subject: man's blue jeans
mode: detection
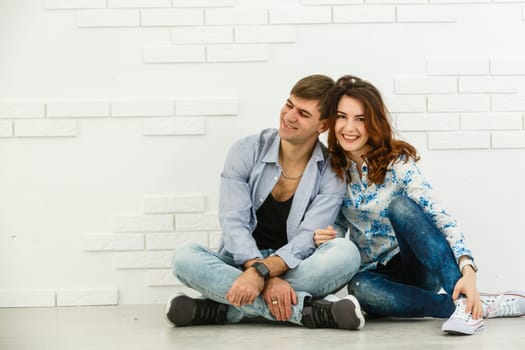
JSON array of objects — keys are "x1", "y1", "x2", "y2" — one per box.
[
  {"x1": 347, "y1": 196, "x2": 462, "y2": 318},
  {"x1": 173, "y1": 238, "x2": 360, "y2": 325}
]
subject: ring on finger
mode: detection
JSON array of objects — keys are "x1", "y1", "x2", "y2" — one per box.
[{"x1": 272, "y1": 300, "x2": 278, "y2": 305}]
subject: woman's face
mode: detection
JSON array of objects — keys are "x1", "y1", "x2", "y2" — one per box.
[{"x1": 334, "y1": 95, "x2": 371, "y2": 164}]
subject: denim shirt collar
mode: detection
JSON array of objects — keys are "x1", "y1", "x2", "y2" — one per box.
[{"x1": 260, "y1": 133, "x2": 327, "y2": 167}]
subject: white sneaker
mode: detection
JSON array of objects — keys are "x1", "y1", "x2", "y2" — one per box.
[
  {"x1": 480, "y1": 291, "x2": 525, "y2": 318},
  {"x1": 442, "y1": 298, "x2": 485, "y2": 335}
]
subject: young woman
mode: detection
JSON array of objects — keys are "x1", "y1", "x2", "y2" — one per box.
[{"x1": 314, "y1": 75, "x2": 525, "y2": 335}]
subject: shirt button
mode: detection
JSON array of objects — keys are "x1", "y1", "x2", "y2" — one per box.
[
  {"x1": 274, "y1": 177, "x2": 277, "y2": 180},
  {"x1": 260, "y1": 198, "x2": 264, "y2": 202}
]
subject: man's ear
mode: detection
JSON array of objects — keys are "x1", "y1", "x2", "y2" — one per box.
[{"x1": 318, "y1": 120, "x2": 329, "y2": 134}]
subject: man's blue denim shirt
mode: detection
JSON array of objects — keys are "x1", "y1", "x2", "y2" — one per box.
[{"x1": 217, "y1": 128, "x2": 346, "y2": 269}]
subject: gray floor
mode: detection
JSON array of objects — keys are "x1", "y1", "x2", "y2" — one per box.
[{"x1": 1, "y1": 305, "x2": 524, "y2": 350}]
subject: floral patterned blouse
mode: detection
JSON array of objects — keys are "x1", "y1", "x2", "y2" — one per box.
[{"x1": 334, "y1": 156, "x2": 473, "y2": 271}]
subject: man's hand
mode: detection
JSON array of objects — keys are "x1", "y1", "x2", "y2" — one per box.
[
  {"x1": 313, "y1": 225, "x2": 337, "y2": 247},
  {"x1": 226, "y1": 268, "x2": 265, "y2": 307},
  {"x1": 262, "y1": 277, "x2": 297, "y2": 321},
  {"x1": 452, "y1": 265, "x2": 482, "y2": 319}
]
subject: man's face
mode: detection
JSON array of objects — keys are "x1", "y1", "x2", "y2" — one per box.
[{"x1": 278, "y1": 95, "x2": 327, "y2": 145}]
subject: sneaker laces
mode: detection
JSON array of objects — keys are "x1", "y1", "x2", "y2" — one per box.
[
  {"x1": 311, "y1": 302, "x2": 338, "y2": 328},
  {"x1": 482, "y1": 294, "x2": 520, "y2": 317},
  {"x1": 194, "y1": 300, "x2": 225, "y2": 324},
  {"x1": 450, "y1": 299, "x2": 472, "y2": 322}
]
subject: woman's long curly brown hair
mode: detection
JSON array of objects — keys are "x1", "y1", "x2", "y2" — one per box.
[{"x1": 324, "y1": 75, "x2": 420, "y2": 184}]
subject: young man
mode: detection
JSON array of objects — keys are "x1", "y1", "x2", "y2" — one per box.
[{"x1": 166, "y1": 75, "x2": 364, "y2": 330}]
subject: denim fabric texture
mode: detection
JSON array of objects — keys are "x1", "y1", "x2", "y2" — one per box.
[
  {"x1": 347, "y1": 196, "x2": 461, "y2": 318},
  {"x1": 173, "y1": 238, "x2": 360, "y2": 325}
]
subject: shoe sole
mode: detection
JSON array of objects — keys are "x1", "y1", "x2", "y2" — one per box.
[
  {"x1": 333, "y1": 295, "x2": 365, "y2": 330},
  {"x1": 165, "y1": 292, "x2": 194, "y2": 327},
  {"x1": 442, "y1": 320, "x2": 485, "y2": 335}
]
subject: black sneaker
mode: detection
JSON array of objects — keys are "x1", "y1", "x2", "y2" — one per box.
[
  {"x1": 302, "y1": 294, "x2": 365, "y2": 330},
  {"x1": 165, "y1": 293, "x2": 228, "y2": 327}
]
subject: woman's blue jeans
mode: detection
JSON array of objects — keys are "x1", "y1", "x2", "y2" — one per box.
[
  {"x1": 173, "y1": 237, "x2": 360, "y2": 325},
  {"x1": 347, "y1": 196, "x2": 461, "y2": 318}
]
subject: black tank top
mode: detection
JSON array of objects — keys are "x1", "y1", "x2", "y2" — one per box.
[{"x1": 252, "y1": 193, "x2": 293, "y2": 250}]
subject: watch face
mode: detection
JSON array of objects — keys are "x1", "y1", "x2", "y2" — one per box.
[{"x1": 254, "y1": 262, "x2": 269, "y2": 279}]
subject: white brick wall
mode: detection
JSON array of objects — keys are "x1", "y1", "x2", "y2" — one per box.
[
  {"x1": 0, "y1": 290, "x2": 56, "y2": 308},
  {"x1": 56, "y1": 289, "x2": 118, "y2": 306},
  {"x1": 4, "y1": 2, "x2": 525, "y2": 307},
  {"x1": 428, "y1": 131, "x2": 491, "y2": 149},
  {"x1": 111, "y1": 100, "x2": 175, "y2": 117},
  {"x1": 0, "y1": 102, "x2": 45, "y2": 118},
  {"x1": 205, "y1": 9, "x2": 268, "y2": 25},
  {"x1": 0, "y1": 120, "x2": 12, "y2": 137},
  {"x1": 142, "y1": 117, "x2": 206, "y2": 135},
  {"x1": 426, "y1": 58, "x2": 489, "y2": 75},
  {"x1": 144, "y1": 195, "x2": 205, "y2": 214},
  {"x1": 14, "y1": 119, "x2": 77, "y2": 137},
  {"x1": 141, "y1": 9, "x2": 203, "y2": 26},
  {"x1": 47, "y1": 101, "x2": 110, "y2": 118},
  {"x1": 142, "y1": 45, "x2": 206, "y2": 63},
  {"x1": 333, "y1": 6, "x2": 396, "y2": 23},
  {"x1": 112, "y1": 215, "x2": 174, "y2": 233},
  {"x1": 269, "y1": 7, "x2": 332, "y2": 24},
  {"x1": 206, "y1": 44, "x2": 269, "y2": 62},
  {"x1": 77, "y1": 10, "x2": 140, "y2": 27}
]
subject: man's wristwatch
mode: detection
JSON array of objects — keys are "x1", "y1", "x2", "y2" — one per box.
[{"x1": 251, "y1": 262, "x2": 270, "y2": 281}]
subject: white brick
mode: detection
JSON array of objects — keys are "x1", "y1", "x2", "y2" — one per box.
[
  {"x1": 176, "y1": 98, "x2": 238, "y2": 115},
  {"x1": 269, "y1": 7, "x2": 332, "y2": 24},
  {"x1": 108, "y1": 0, "x2": 171, "y2": 8},
  {"x1": 82, "y1": 234, "x2": 144, "y2": 251},
  {"x1": 235, "y1": 25, "x2": 296, "y2": 43},
  {"x1": 459, "y1": 76, "x2": 525, "y2": 93},
  {"x1": 491, "y1": 58, "x2": 525, "y2": 75},
  {"x1": 141, "y1": 9, "x2": 204, "y2": 26},
  {"x1": 492, "y1": 95, "x2": 525, "y2": 112},
  {"x1": 77, "y1": 10, "x2": 140, "y2": 27},
  {"x1": 175, "y1": 213, "x2": 221, "y2": 231},
  {"x1": 142, "y1": 117, "x2": 206, "y2": 135},
  {"x1": 333, "y1": 6, "x2": 395, "y2": 23},
  {"x1": 111, "y1": 100, "x2": 174, "y2": 117},
  {"x1": 172, "y1": 0, "x2": 235, "y2": 6},
  {"x1": 395, "y1": 77, "x2": 457, "y2": 94},
  {"x1": 114, "y1": 251, "x2": 172, "y2": 269},
  {"x1": 428, "y1": 132, "x2": 490, "y2": 149},
  {"x1": 0, "y1": 120, "x2": 12, "y2": 137},
  {"x1": 14, "y1": 119, "x2": 77, "y2": 137},
  {"x1": 397, "y1": 5, "x2": 458, "y2": 23},
  {"x1": 492, "y1": 131, "x2": 525, "y2": 148},
  {"x1": 56, "y1": 289, "x2": 118, "y2": 306},
  {"x1": 44, "y1": 0, "x2": 106, "y2": 9},
  {"x1": 0, "y1": 102, "x2": 45, "y2": 118},
  {"x1": 461, "y1": 113, "x2": 522, "y2": 130},
  {"x1": 112, "y1": 215, "x2": 174, "y2": 233},
  {"x1": 302, "y1": 0, "x2": 362, "y2": 4},
  {"x1": 146, "y1": 232, "x2": 208, "y2": 250},
  {"x1": 208, "y1": 231, "x2": 222, "y2": 250},
  {"x1": 384, "y1": 95, "x2": 426, "y2": 113},
  {"x1": 47, "y1": 101, "x2": 109, "y2": 118},
  {"x1": 142, "y1": 45, "x2": 205, "y2": 63},
  {"x1": 144, "y1": 195, "x2": 205, "y2": 214},
  {"x1": 426, "y1": 58, "x2": 489, "y2": 76},
  {"x1": 146, "y1": 269, "x2": 183, "y2": 286},
  {"x1": 396, "y1": 113, "x2": 459, "y2": 131},
  {"x1": 171, "y1": 27, "x2": 233, "y2": 44},
  {"x1": 0, "y1": 290, "x2": 55, "y2": 308},
  {"x1": 428, "y1": 95, "x2": 490, "y2": 112},
  {"x1": 205, "y1": 9, "x2": 268, "y2": 25},
  {"x1": 207, "y1": 44, "x2": 269, "y2": 62}
]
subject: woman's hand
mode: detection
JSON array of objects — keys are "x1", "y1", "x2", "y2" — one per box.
[
  {"x1": 313, "y1": 225, "x2": 337, "y2": 247},
  {"x1": 452, "y1": 265, "x2": 483, "y2": 319}
]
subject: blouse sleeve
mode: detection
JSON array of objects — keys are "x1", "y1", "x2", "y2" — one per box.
[{"x1": 392, "y1": 158, "x2": 474, "y2": 263}]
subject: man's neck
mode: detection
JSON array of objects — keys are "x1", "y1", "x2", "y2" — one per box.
[{"x1": 279, "y1": 138, "x2": 317, "y2": 165}]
